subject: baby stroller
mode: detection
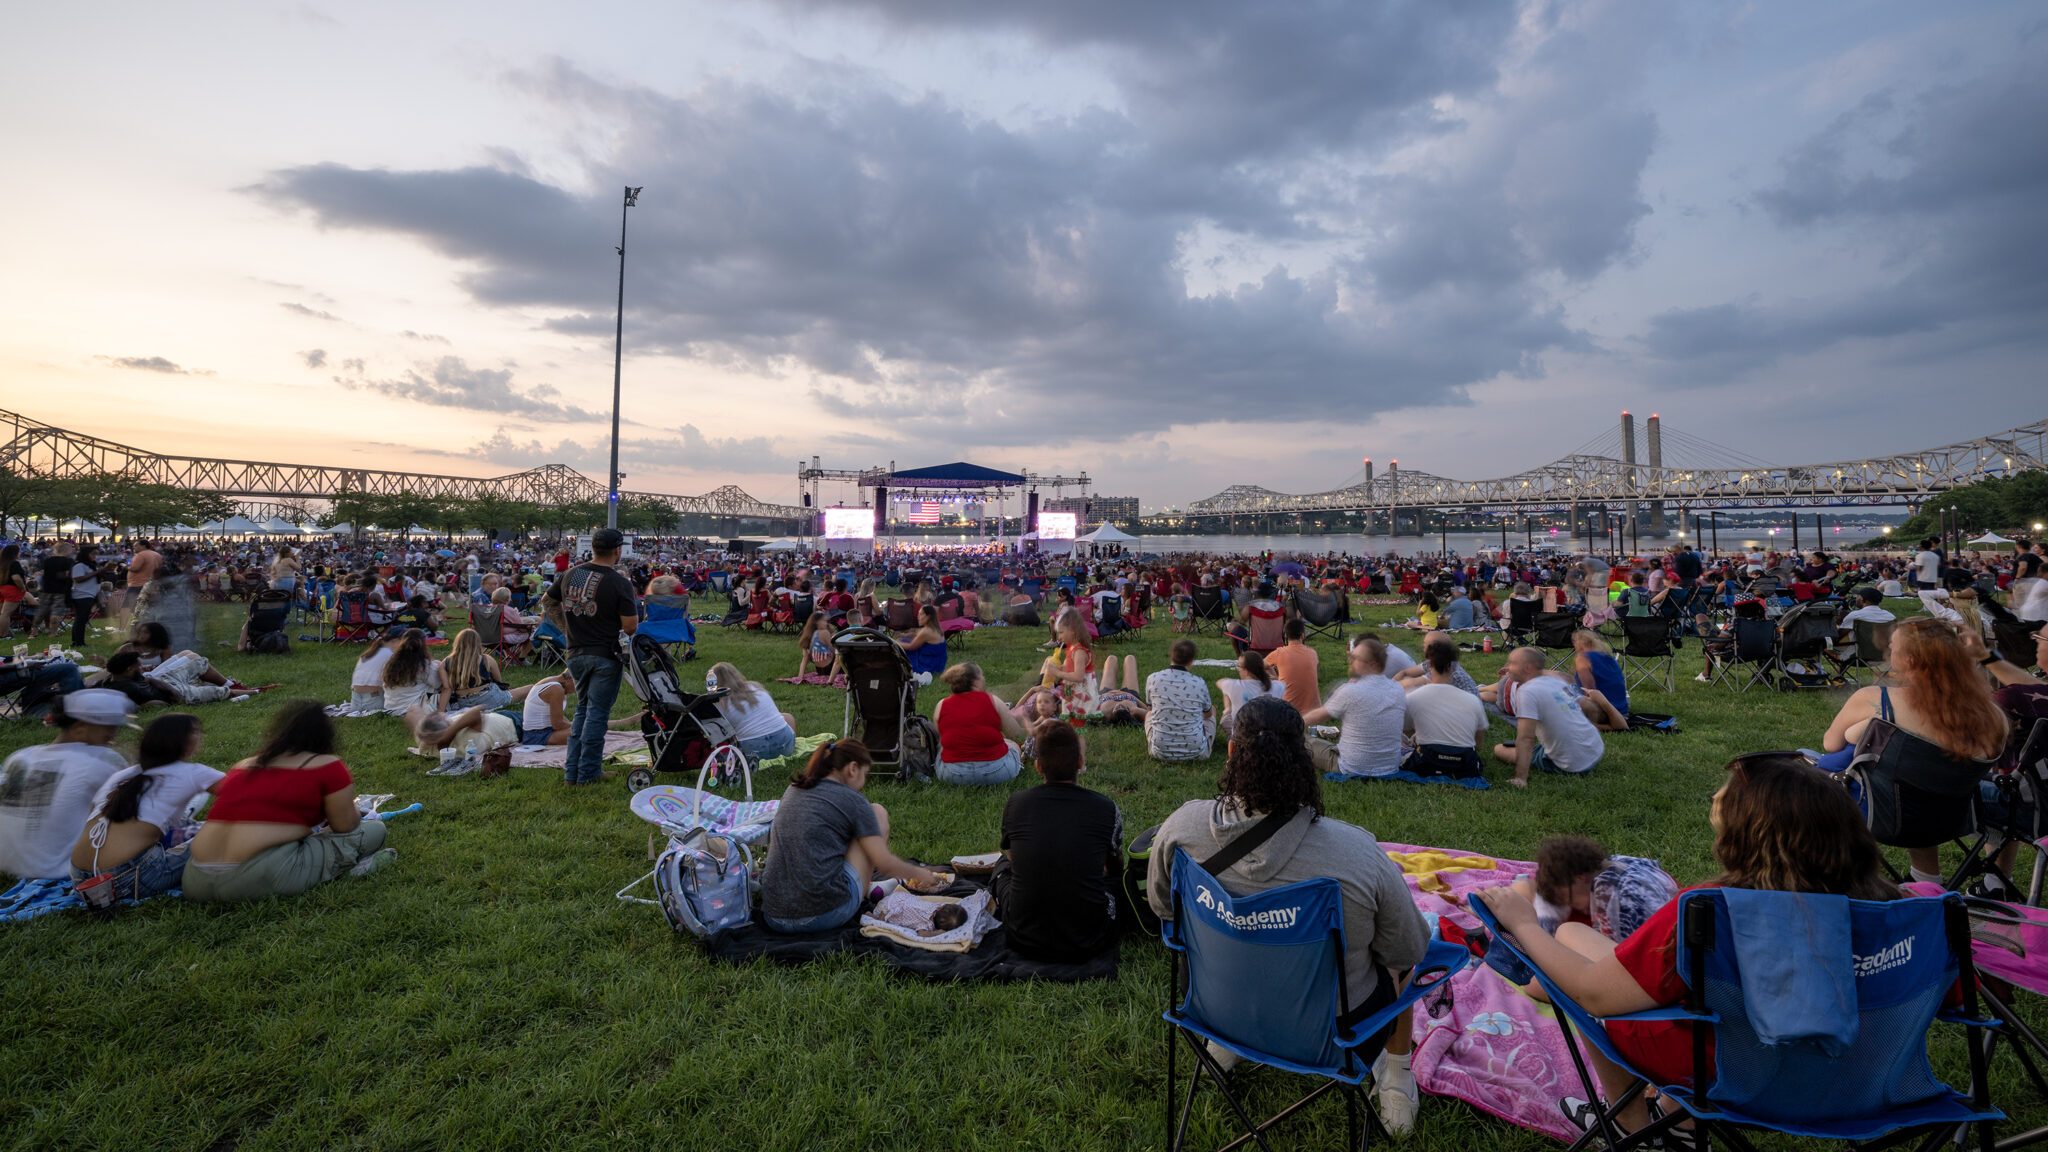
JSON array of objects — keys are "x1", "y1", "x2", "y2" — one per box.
[
  {"x1": 243, "y1": 589, "x2": 293, "y2": 654},
  {"x1": 617, "y1": 631, "x2": 739, "y2": 793},
  {"x1": 832, "y1": 626, "x2": 938, "y2": 780}
]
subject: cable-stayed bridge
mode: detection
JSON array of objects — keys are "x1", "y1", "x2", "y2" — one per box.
[
  {"x1": 1183, "y1": 414, "x2": 2047, "y2": 526},
  {"x1": 0, "y1": 408, "x2": 808, "y2": 526}
]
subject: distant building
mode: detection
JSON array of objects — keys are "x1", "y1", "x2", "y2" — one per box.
[{"x1": 1047, "y1": 494, "x2": 1140, "y2": 528}]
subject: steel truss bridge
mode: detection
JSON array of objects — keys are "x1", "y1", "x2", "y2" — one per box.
[
  {"x1": 1183, "y1": 417, "x2": 2048, "y2": 519},
  {"x1": 0, "y1": 408, "x2": 807, "y2": 525}
]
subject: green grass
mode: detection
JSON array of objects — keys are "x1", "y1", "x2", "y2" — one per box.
[{"x1": 0, "y1": 596, "x2": 2036, "y2": 1150}]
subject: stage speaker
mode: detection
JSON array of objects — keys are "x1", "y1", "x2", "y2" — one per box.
[
  {"x1": 1026, "y1": 491, "x2": 1039, "y2": 534},
  {"x1": 875, "y1": 486, "x2": 888, "y2": 532}
]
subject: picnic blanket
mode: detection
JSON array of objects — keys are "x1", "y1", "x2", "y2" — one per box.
[
  {"x1": 508, "y1": 732, "x2": 642, "y2": 769},
  {"x1": 776, "y1": 671, "x2": 848, "y2": 688},
  {"x1": 0, "y1": 876, "x2": 180, "y2": 923},
  {"x1": 325, "y1": 703, "x2": 387, "y2": 719},
  {"x1": 859, "y1": 889, "x2": 997, "y2": 954},
  {"x1": 1326, "y1": 770, "x2": 1491, "y2": 791},
  {"x1": 1380, "y1": 842, "x2": 1588, "y2": 1144}
]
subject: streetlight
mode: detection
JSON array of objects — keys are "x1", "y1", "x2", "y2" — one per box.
[{"x1": 606, "y1": 184, "x2": 643, "y2": 530}]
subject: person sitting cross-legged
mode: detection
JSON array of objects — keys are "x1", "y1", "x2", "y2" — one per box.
[
  {"x1": 1144, "y1": 638, "x2": 1214, "y2": 762},
  {"x1": 989, "y1": 721, "x2": 1124, "y2": 962},
  {"x1": 1304, "y1": 635, "x2": 1407, "y2": 780}
]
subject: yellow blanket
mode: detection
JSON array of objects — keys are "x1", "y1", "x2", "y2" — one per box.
[{"x1": 1385, "y1": 849, "x2": 1498, "y2": 895}]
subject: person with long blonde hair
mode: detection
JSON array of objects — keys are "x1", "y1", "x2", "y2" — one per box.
[
  {"x1": 441, "y1": 629, "x2": 513, "y2": 711},
  {"x1": 1816, "y1": 616, "x2": 2008, "y2": 882},
  {"x1": 707, "y1": 661, "x2": 798, "y2": 762}
]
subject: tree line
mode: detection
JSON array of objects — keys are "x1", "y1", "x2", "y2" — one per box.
[
  {"x1": 1887, "y1": 470, "x2": 2048, "y2": 543},
  {"x1": 0, "y1": 467, "x2": 683, "y2": 539}
]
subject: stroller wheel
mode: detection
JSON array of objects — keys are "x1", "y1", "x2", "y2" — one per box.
[{"x1": 626, "y1": 767, "x2": 655, "y2": 792}]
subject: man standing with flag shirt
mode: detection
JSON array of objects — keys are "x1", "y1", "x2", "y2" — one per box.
[{"x1": 543, "y1": 527, "x2": 638, "y2": 786}]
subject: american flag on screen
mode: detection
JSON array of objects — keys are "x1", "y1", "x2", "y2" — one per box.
[{"x1": 907, "y1": 500, "x2": 942, "y2": 525}]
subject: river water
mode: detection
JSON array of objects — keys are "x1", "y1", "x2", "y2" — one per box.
[{"x1": 872, "y1": 525, "x2": 1890, "y2": 556}]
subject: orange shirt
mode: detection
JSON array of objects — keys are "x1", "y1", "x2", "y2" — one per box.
[
  {"x1": 126, "y1": 549, "x2": 161, "y2": 588},
  {"x1": 1264, "y1": 642, "x2": 1321, "y2": 713}
]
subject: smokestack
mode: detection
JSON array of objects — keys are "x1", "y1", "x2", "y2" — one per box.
[
  {"x1": 1620, "y1": 411, "x2": 1638, "y2": 535},
  {"x1": 1646, "y1": 414, "x2": 1666, "y2": 536}
]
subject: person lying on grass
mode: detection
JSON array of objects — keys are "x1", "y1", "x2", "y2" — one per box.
[
  {"x1": 759, "y1": 738, "x2": 946, "y2": 935},
  {"x1": 1475, "y1": 754, "x2": 1896, "y2": 1144},
  {"x1": 69, "y1": 713, "x2": 221, "y2": 900},
  {"x1": 182, "y1": 700, "x2": 394, "y2": 902},
  {"x1": 111, "y1": 621, "x2": 278, "y2": 703}
]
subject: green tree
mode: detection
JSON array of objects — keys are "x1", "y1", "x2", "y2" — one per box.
[
  {"x1": 0, "y1": 465, "x2": 52, "y2": 536},
  {"x1": 615, "y1": 495, "x2": 676, "y2": 535}
]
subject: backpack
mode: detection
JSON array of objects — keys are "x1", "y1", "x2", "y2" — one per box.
[
  {"x1": 1120, "y1": 825, "x2": 1162, "y2": 937},
  {"x1": 249, "y1": 630, "x2": 289, "y2": 655},
  {"x1": 652, "y1": 830, "x2": 754, "y2": 939},
  {"x1": 898, "y1": 715, "x2": 940, "y2": 782}
]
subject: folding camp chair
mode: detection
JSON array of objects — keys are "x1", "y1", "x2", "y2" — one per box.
[
  {"x1": 1949, "y1": 720, "x2": 2048, "y2": 906},
  {"x1": 1240, "y1": 602, "x2": 1286, "y2": 655},
  {"x1": 1840, "y1": 715, "x2": 1991, "y2": 888},
  {"x1": 641, "y1": 595, "x2": 698, "y2": 662},
  {"x1": 1505, "y1": 597, "x2": 1540, "y2": 647},
  {"x1": 1162, "y1": 848, "x2": 1466, "y2": 1152},
  {"x1": 530, "y1": 620, "x2": 567, "y2": 671},
  {"x1": 1711, "y1": 617, "x2": 1781, "y2": 692},
  {"x1": 1839, "y1": 618, "x2": 1895, "y2": 686},
  {"x1": 1188, "y1": 587, "x2": 1230, "y2": 634},
  {"x1": 1618, "y1": 614, "x2": 1676, "y2": 694},
  {"x1": 1472, "y1": 890, "x2": 2000, "y2": 1152},
  {"x1": 1533, "y1": 609, "x2": 1579, "y2": 653},
  {"x1": 1293, "y1": 588, "x2": 1345, "y2": 644}
]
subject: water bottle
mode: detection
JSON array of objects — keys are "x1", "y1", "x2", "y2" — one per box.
[
  {"x1": 463, "y1": 738, "x2": 479, "y2": 771},
  {"x1": 438, "y1": 747, "x2": 457, "y2": 771}
]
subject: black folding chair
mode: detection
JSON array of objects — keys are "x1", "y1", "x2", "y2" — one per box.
[
  {"x1": 1505, "y1": 597, "x2": 1539, "y2": 646},
  {"x1": 1188, "y1": 587, "x2": 1230, "y2": 634},
  {"x1": 1618, "y1": 614, "x2": 1675, "y2": 694},
  {"x1": 1711, "y1": 617, "x2": 1781, "y2": 692},
  {"x1": 1292, "y1": 588, "x2": 1345, "y2": 644}
]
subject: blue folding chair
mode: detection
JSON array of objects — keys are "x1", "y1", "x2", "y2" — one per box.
[
  {"x1": 1472, "y1": 889, "x2": 2000, "y2": 1152},
  {"x1": 1162, "y1": 849, "x2": 1466, "y2": 1152},
  {"x1": 641, "y1": 595, "x2": 697, "y2": 662}
]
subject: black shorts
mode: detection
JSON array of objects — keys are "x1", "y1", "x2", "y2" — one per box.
[{"x1": 1338, "y1": 964, "x2": 1402, "y2": 1051}]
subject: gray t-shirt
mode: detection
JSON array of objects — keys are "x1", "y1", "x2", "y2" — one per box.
[
  {"x1": 1323, "y1": 675, "x2": 1407, "y2": 778},
  {"x1": 762, "y1": 779, "x2": 881, "y2": 920}
]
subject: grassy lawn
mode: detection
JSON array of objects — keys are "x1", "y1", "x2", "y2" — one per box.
[{"x1": 1, "y1": 595, "x2": 2036, "y2": 1151}]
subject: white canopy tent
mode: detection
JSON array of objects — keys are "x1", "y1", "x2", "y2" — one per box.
[
  {"x1": 761, "y1": 538, "x2": 802, "y2": 552},
  {"x1": 325, "y1": 522, "x2": 354, "y2": 535},
  {"x1": 1967, "y1": 532, "x2": 2016, "y2": 547},
  {"x1": 1076, "y1": 524, "x2": 1138, "y2": 544},
  {"x1": 60, "y1": 519, "x2": 112, "y2": 536},
  {"x1": 220, "y1": 515, "x2": 265, "y2": 535},
  {"x1": 262, "y1": 517, "x2": 301, "y2": 535}
]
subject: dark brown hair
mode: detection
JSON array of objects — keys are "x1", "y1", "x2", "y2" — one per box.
[
  {"x1": 1239, "y1": 650, "x2": 1273, "y2": 691},
  {"x1": 96, "y1": 713, "x2": 202, "y2": 824},
  {"x1": 792, "y1": 738, "x2": 872, "y2": 789},
  {"x1": 1033, "y1": 720, "x2": 1083, "y2": 783},
  {"x1": 250, "y1": 700, "x2": 337, "y2": 766},
  {"x1": 1534, "y1": 835, "x2": 1607, "y2": 904},
  {"x1": 1216, "y1": 695, "x2": 1322, "y2": 820},
  {"x1": 1713, "y1": 753, "x2": 1897, "y2": 900}
]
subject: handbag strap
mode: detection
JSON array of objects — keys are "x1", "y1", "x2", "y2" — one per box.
[{"x1": 1201, "y1": 806, "x2": 1299, "y2": 875}]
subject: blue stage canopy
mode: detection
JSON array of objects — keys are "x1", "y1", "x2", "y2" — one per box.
[{"x1": 887, "y1": 462, "x2": 1027, "y2": 488}]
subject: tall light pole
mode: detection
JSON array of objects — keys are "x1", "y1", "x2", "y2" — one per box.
[{"x1": 606, "y1": 184, "x2": 642, "y2": 530}]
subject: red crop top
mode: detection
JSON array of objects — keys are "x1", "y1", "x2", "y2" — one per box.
[{"x1": 209, "y1": 759, "x2": 353, "y2": 825}]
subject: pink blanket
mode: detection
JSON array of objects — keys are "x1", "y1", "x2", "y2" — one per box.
[{"x1": 1381, "y1": 843, "x2": 1590, "y2": 1143}]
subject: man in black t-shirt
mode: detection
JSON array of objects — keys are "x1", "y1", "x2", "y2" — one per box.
[
  {"x1": 991, "y1": 722, "x2": 1124, "y2": 962},
  {"x1": 542, "y1": 527, "x2": 639, "y2": 785},
  {"x1": 33, "y1": 542, "x2": 74, "y2": 636}
]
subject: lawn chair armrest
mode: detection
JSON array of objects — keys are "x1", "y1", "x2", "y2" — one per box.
[{"x1": 1334, "y1": 938, "x2": 1470, "y2": 1050}]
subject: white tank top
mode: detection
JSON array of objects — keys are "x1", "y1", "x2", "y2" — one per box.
[{"x1": 523, "y1": 682, "x2": 563, "y2": 729}]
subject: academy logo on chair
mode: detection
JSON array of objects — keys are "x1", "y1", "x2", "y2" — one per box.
[
  {"x1": 1854, "y1": 935, "x2": 1915, "y2": 978},
  {"x1": 1195, "y1": 885, "x2": 1302, "y2": 932}
]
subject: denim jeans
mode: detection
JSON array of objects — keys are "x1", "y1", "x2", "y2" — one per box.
[
  {"x1": 737, "y1": 726, "x2": 798, "y2": 764},
  {"x1": 565, "y1": 654, "x2": 623, "y2": 784},
  {"x1": 936, "y1": 747, "x2": 1022, "y2": 786},
  {"x1": 71, "y1": 841, "x2": 191, "y2": 900}
]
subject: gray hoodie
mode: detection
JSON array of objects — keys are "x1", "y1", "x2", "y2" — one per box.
[{"x1": 1147, "y1": 798, "x2": 1428, "y2": 1007}]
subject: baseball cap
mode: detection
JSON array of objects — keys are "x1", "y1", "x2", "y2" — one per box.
[
  {"x1": 63, "y1": 688, "x2": 138, "y2": 729},
  {"x1": 592, "y1": 527, "x2": 626, "y2": 551}
]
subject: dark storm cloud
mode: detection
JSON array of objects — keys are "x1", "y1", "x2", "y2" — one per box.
[
  {"x1": 1645, "y1": 47, "x2": 2048, "y2": 381},
  {"x1": 252, "y1": 4, "x2": 1664, "y2": 441},
  {"x1": 98, "y1": 355, "x2": 212, "y2": 375}
]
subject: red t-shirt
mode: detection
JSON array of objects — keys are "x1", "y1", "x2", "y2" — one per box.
[
  {"x1": 938, "y1": 691, "x2": 1009, "y2": 763},
  {"x1": 1610, "y1": 886, "x2": 1714, "y2": 1088},
  {"x1": 209, "y1": 759, "x2": 354, "y2": 826},
  {"x1": 553, "y1": 552, "x2": 571, "y2": 574}
]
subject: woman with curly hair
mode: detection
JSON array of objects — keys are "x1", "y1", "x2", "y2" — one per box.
[{"x1": 1144, "y1": 694, "x2": 1430, "y2": 1134}]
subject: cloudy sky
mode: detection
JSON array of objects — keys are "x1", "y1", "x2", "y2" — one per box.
[{"x1": 3, "y1": 1, "x2": 2043, "y2": 510}]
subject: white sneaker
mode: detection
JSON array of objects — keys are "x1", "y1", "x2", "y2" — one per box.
[
  {"x1": 1373, "y1": 1054, "x2": 1419, "y2": 1139},
  {"x1": 348, "y1": 848, "x2": 398, "y2": 877},
  {"x1": 1692, "y1": 672, "x2": 1711, "y2": 683}
]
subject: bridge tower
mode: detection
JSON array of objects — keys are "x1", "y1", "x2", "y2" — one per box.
[
  {"x1": 1387, "y1": 459, "x2": 1401, "y2": 535},
  {"x1": 1620, "y1": 410, "x2": 1639, "y2": 535},
  {"x1": 1646, "y1": 414, "x2": 1668, "y2": 537}
]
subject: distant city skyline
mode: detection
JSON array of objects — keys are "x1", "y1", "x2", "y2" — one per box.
[{"x1": 3, "y1": 2, "x2": 2043, "y2": 508}]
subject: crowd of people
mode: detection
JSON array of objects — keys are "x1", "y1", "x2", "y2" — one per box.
[{"x1": 3, "y1": 523, "x2": 2046, "y2": 1142}]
